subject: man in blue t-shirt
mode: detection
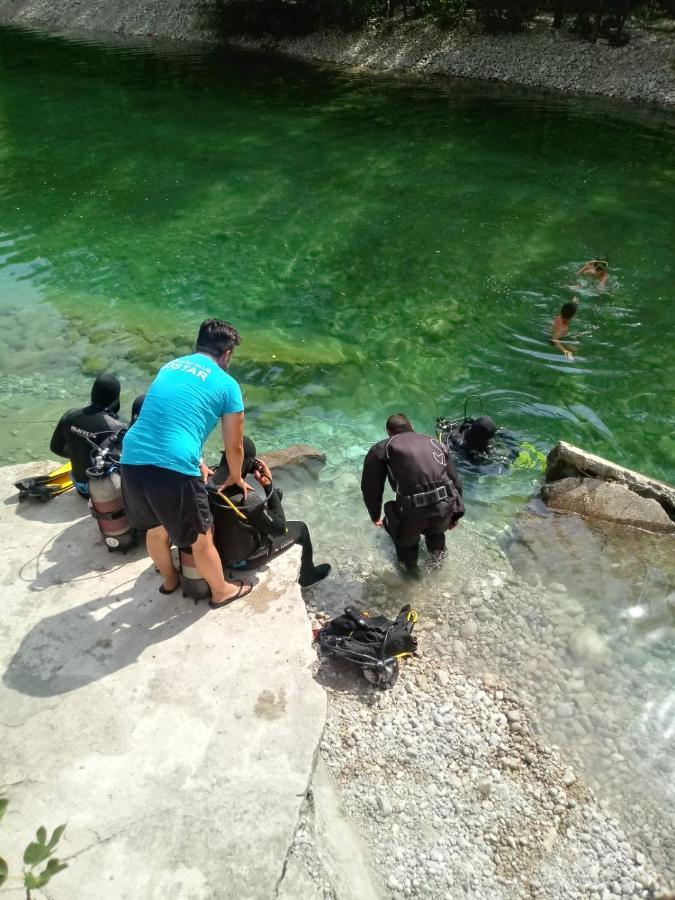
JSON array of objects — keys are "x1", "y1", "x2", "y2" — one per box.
[{"x1": 121, "y1": 318, "x2": 252, "y2": 608}]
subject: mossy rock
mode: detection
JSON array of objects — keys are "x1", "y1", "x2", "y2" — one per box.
[{"x1": 81, "y1": 355, "x2": 106, "y2": 376}]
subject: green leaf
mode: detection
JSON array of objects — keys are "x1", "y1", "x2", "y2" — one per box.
[
  {"x1": 48, "y1": 824, "x2": 66, "y2": 850},
  {"x1": 24, "y1": 870, "x2": 41, "y2": 890},
  {"x1": 0, "y1": 856, "x2": 8, "y2": 887},
  {"x1": 36, "y1": 859, "x2": 68, "y2": 887},
  {"x1": 36, "y1": 826, "x2": 47, "y2": 845},
  {"x1": 0, "y1": 797, "x2": 8, "y2": 823},
  {"x1": 23, "y1": 841, "x2": 51, "y2": 867}
]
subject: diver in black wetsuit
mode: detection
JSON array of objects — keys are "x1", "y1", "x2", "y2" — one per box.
[
  {"x1": 361, "y1": 414, "x2": 464, "y2": 569},
  {"x1": 49, "y1": 374, "x2": 126, "y2": 497},
  {"x1": 209, "y1": 437, "x2": 331, "y2": 588},
  {"x1": 437, "y1": 414, "x2": 520, "y2": 476}
]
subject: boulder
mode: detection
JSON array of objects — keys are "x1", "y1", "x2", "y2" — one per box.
[
  {"x1": 546, "y1": 442, "x2": 675, "y2": 521},
  {"x1": 261, "y1": 444, "x2": 326, "y2": 470},
  {"x1": 542, "y1": 477, "x2": 675, "y2": 535}
]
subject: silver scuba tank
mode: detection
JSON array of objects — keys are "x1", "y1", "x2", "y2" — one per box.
[
  {"x1": 86, "y1": 441, "x2": 137, "y2": 554},
  {"x1": 179, "y1": 545, "x2": 211, "y2": 601}
]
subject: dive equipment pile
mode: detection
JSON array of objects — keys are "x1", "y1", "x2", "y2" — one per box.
[
  {"x1": 15, "y1": 461, "x2": 74, "y2": 502},
  {"x1": 317, "y1": 605, "x2": 418, "y2": 688}
]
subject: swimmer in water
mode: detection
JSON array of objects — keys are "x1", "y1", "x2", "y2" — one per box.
[
  {"x1": 550, "y1": 298, "x2": 579, "y2": 360},
  {"x1": 576, "y1": 258, "x2": 609, "y2": 289}
]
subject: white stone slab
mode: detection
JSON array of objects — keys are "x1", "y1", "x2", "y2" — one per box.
[{"x1": 0, "y1": 462, "x2": 326, "y2": 900}]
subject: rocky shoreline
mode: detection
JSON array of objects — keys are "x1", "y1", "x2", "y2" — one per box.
[
  {"x1": 229, "y1": 17, "x2": 675, "y2": 108},
  {"x1": 301, "y1": 524, "x2": 674, "y2": 898},
  {"x1": 0, "y1": 0, "x2": 674, "y2": 108}
]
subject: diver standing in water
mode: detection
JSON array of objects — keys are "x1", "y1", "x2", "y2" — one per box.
[
  {"x1": 361, "y1": 414, "x2": 464, "y2": 569},
  {"x1": 49, "y1": 373, "x2": 125, "y2": 498},
  {"x1": 121, "y1": 319, "x2": 252, "y2": 608}
]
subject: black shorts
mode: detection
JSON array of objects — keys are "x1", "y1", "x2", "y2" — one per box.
[{"x1": 121, "y1": 464, "x2": 212, "y2": 548}]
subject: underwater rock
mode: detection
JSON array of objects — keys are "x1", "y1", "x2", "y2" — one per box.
[
  {"x1": 261, "y1": 444, "x2": 326, "y2": 471},
  {"x1": 568, "y1": 625, "x2": 610, "y2": 668}
]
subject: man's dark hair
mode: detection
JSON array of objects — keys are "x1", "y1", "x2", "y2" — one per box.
[
  {"x1": 561, "y1": 302, "x2": 578, "y2": 320},
  {"x1": 196, "y1": 319, "x2": 241, "y2": 358},
  {"x1": 386, "y1": 414, "x2": 413, "y2": 435}
]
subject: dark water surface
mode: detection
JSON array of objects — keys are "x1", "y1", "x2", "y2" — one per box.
[{"x1": 1, "y1": 24, "x2": 674, "y2": 880}]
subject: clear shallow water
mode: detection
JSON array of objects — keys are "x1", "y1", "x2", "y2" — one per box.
[{"x1": 1, "y1": 25, "x2": 674, "y2": 879}]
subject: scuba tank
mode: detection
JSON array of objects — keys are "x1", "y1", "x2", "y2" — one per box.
[
  {"x1": 74, "y1": 427, "x2": 138, "y2": 553},
  {"x1": 179, "y1": 543, "x2": 211, "y2": 601}
]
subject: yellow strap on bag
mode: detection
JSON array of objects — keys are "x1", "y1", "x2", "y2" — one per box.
[{"x1": 216, "y1": 490, "x2": 248, "y2": 522}]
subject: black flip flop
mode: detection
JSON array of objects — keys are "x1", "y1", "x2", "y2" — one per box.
[
  {"x1": 209, "y1": 580, "x2": 253, "y2": 609},
  {"x1": 159, "y1": 583, "x2": 180, "y2": 595}
]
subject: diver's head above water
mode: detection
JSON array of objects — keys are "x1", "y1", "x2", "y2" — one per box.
[
  {"x1": 386, "y1": 413, "x2": 414, "y2": 437},
  {"x1": 463, "y1": 416, "x2": 497, "y2": 453},
  {"x1": 90, "y1": 373, "x2": 121, "y2": 414},
  {"x1": 195, "y1": 318, "x2": 242, "y2": 371}
]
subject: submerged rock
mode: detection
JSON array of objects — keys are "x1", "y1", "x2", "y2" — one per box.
[{"x1": 262, "y1": 444, "x2": 326, "y2": 470}]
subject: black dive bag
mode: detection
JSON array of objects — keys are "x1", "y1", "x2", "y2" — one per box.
[{"x1": 318, "y1": 605, "x2": 418, "y2": 687}]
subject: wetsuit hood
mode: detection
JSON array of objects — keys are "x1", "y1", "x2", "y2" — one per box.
[
  {"x1": 464, "y1": 416, "x2": 497, "y2": 452},
  {"x1": 214, "y1": 436, "x2": 258, "y2": 483},
  {"x1": 91, "y1": 374, "x2": 121, "y2": 414},
  {"x1": 130, "y1": 394, "x2": 146, "y2": 425}
]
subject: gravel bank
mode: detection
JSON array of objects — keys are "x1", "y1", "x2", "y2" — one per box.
[
  {"x1": 301, "y1": 521, "x2": 674, "y2": 898},
  {"x1": 1, "y1": 0, "x2": 673, "y2": 108},
  {"x1": 229, "y1": 17, "x2": 675, "y2": 108},
  {"x1": 309, "y1": 648, "x2": 661, "y2": 899}
]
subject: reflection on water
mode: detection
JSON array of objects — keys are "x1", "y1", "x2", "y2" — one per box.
[{"x1": 0, "y1": 23, "x2": 674, "y2": 884}]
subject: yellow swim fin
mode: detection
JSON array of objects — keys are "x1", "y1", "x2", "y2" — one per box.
[{"x1": 15, "y1": 461, "x2": 74, "y2": 502}]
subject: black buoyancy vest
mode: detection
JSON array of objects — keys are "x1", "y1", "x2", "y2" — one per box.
[
  {"x1": 385, "y1": 432, "x2": 451, "y2": 497},
  {"x1": 210, "y1": 491, "x2": 266, "y2": 566}
]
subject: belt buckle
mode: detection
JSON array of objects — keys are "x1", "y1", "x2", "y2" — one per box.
[{"x1": 436, "y1": 485, "x2": 448, "y2": 502}]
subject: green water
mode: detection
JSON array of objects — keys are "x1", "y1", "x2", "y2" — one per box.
[
  {"x1": 1, "y1": 26, "x2": 675, "y2": 877},
  {"x1": 1, "y1": 26, "x2": 674, "y2": 487}
]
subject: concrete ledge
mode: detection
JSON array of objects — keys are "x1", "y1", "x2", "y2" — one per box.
[{"x1": 0, "y1": 462, "x2": 326, "y2": 900}]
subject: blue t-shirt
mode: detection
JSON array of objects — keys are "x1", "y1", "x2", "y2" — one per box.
[{"x1": 121, "y1": 353, "x2": 244, "y2": 476}]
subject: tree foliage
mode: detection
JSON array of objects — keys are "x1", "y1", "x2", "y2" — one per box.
[{"x1": 210, "y1": 0, "x2": 673, "y2": 37}]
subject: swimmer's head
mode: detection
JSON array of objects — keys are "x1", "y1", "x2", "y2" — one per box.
[
  {"x1": 561, "y1": 301, "x2": 578, "y2": 321},
  {"x1": 594, "y1": 258, "x2": 608, "y2": 271}
]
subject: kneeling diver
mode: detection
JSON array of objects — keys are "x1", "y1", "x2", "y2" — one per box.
[
  {"x1": 50, "y1": 374, "x2": 126, "y2": 497},
  {"x1": 210, "y1": 437, "x2": 331, "y2": 588},
  {"x1": 361, "y1": 414, "x2": 464, "y2": 569}
]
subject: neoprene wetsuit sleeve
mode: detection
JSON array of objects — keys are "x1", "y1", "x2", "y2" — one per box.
[
  {"x1": 361, "y1": 443, "x2": 388, "y2": 521},
  {"x1": 49, "y1": 412, "x2": 71, "y2": 459},
  {"x1": 446, "y1": 453, "x2": 463, "y2": 497},
  {"x1": 243, "y1": 486, "x2": 287, "y2": 538}
]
